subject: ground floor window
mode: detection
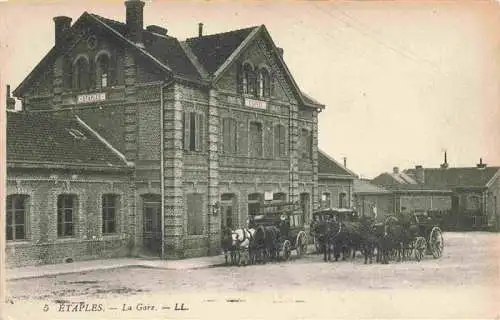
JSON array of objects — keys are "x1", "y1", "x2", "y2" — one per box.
[
  {"x1": 187, "y1": 193, "x2": 204, "y2": 235},
  {"x1": 57, "y1": 194, "x2": 77, "y2": 237},
  {"x1": 6, "y1": 194, "x2": 29, "y2": 241},
  {"x1": 321, "y1": 192, "x2": 331, "y2": 208},
  {"x1": 102, "y1": 194, "x2": 118, "y2": 234}
]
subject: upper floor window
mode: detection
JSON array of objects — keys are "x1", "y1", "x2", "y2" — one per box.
[
  {"x1": 249, "y1": 121, "x2": 263, "y2": 158},
  {"x1": 274, "y1": 124, "x2": 286, "y2": 158},
  {"x1": 57, "y1": 194, "x2": 77, "y2": 237},
  {"x1": 222, "y1": 117, "x2": 238, "y2": 154},
  {"x1": 258, "y1": 68, "x2": 271, "y2": 98},
  {"x1": 300, "y1": 128, "x2": 312, "y2": 159},
  {"x1": 73, "y1": 56, "x2": 90, "y2": 91},
  {"x1": 96, "y1": 53, "x2": 110, "y2": 89},
  {"x1": 102, "y1": 194, "x2": 118, "y2": 234},
  {"x1": 242, "y1": 62, "x2": 255, "y2": 95},
  {"x1": 6, "y1": 195, "x2": 29, "y2": 241},
  {"x1": 339, "y1": 192, "x2": 347, "y2": 209},
  {"x1": 184, "y1": 111, "x2": 204, "y2": 152}
]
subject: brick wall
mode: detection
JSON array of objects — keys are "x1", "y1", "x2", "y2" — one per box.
[{"x1": 5, "y1": 169, "x2": 133, "y2": 268}]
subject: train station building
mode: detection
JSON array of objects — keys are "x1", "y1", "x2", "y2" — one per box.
[{"x1": 4, "y1": 0, "x2": 357, "y2": 267}]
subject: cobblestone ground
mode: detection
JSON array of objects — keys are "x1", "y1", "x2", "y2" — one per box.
[{"x1": 4, "y1": 232, "x2": 500, "y2": 320}]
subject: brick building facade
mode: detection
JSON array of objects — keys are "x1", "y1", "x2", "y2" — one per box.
[{"x1": 6, "y1": 0, "x2": 327, "y2": 266}]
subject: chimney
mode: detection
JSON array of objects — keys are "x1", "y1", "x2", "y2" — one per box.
[
  {"x1": 393, "y1": 166, "x2": 399, "y2": 174},
  {"x1": 343, "y1": 157, "x2": 347, "y2": 168},
  {"x1": 53, "y1": 16, "x2": 72, "y2": 48},
  {"x1": 415, "y1": 165, "x2": 425, "y2": 184},
  {"x1": 198, "y1": 22, "x2": 203, "y2": 37},
  {"x1": 440, "y1": 151, "x2": 449, "y2": 169},
  {"x1": 477, "y1": 158, "x2": 487, "y2": 169},
  {"x1": 277, "y1": 47, "x2": 284, "y2": 57},
  {"x1": 6, "y1": 85, "x2": 16, "y2": 111},
  {"x1": 146, "y1": 25, "x2": 168, "y2": 35},
  {"x1": 125, "y1": 0, "x2": 145, "y2": 45}
]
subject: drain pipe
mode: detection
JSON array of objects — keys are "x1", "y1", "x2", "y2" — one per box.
[{"x1": 160, "y1": 79, "x2": 174, "y2": 260}]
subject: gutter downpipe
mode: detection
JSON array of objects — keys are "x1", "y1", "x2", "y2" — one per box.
[{"x1": 160, "y1": 79, "x2": 174, "y2": 260}]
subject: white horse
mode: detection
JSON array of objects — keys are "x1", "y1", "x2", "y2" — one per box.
[{"x1": 231, "y1": 228, "x2": 256, "y2": 266}]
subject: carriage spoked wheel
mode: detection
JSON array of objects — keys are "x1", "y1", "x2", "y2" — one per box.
[
  {"x1": 295, "y1": 231, "x2": 308, "y2": 257},
  {"x1": 429, "y1": 227, "x2": 444, "y2": 259},
  {"x1": 281, "y1": 240, "x2": 292, "y2": 261},
  {"x1": 413, "y1": 237, "x2": 427, "y2": 262}
]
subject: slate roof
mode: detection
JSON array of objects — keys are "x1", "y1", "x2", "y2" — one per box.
[
  {"x1": 318, "y1": 150, "x2": 357, "y2": 178},
  {"x1": 13, "y1": 10, "x2": 324, "y2": 108},
  {"x1": 372, "y1": 166, "x2": 500, "y2": 192},
  {"x1": 405, "y1": 167, "x2": 500, "y2": 188},
  {"x1": 353, "y1": 179, "x2": 391, "y2": 195},
  {"x1": 90, "y1": 14, "x2": 201, "y2": 80},
  {"x1": 7, "y1": 112, "x2": 128, "y2": 168},
  {"x1": 185, "y1": 26, "x2": 258, "y2": 75}
]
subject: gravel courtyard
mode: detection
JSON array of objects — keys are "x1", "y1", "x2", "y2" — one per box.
[{"x1": 4, "y1": 232, "x2": 499, "y2": 319}]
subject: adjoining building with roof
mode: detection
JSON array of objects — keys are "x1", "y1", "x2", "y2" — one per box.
[
  {"x1": 317, "y1": 151, "x2": 357, "y2": 210},
  {"x1": 353, "y1": 179, "x2": 392, "y2": 223},
  {"x1": 6, "y1": 0, "x2": 327, "y2": 267},
  {"x1": 372, "y1": 153, "x2": 500, "y2": 231}
]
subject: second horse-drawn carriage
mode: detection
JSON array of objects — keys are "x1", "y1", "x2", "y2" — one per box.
[{"x1": 309, "y1": 206, "x2": 445, "y2": 264}]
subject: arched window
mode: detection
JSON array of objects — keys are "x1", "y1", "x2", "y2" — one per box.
[
  {"x1": 258, "y1": 68, "x2": 271, "y2": 98},
  {"x1": 96, "y1": 54, "x2": 110, "y2": 89},
  {"x1": 73, "y1": 56, "x2": 90, "y2": 90},
  {"x1": 242, "y1": 62, "x2": 254, "y2": 95}
]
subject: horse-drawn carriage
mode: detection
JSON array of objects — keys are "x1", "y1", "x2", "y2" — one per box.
[
  {"x1": 221, "y1": 201, "x2": 308, "y2": 266},
  {"x1": 385, "y1": 211, "x2": 444, "y2": 262},
  {"x1": 310, "y1": 208, "x2": 358, "y2": 254},
  {"x1": 248, "y1": 201, "x2": 308, "y2": 261},
  {"x1": 310, "y1": 207, "x2": 445, "y2": 264}
]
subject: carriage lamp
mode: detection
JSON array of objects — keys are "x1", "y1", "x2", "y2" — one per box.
[{"x1": 211, "y1": 201, "x2": 220, "y2": 216}]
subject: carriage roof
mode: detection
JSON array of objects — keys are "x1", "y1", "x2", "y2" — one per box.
[
  {"x1": 249, "y1": 202, "x2": 303, "y2": 227},
  {"x1": 312, "y1": 208, "x2": 357, "y2": 221}
]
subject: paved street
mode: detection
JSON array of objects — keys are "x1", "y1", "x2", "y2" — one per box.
[{"x1": 4, "y1": 232, "x2": 500, "y2": 319}]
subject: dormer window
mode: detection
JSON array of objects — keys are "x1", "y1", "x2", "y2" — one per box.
[
  {"x1": 96, "y1": 53, "x2": 110, "y2": 89},
  {"x1": 258, "y1": 68, "x2": 271, "y2": 98},
  {"x1": 73, "y1": 56, "x2": 90, "y2": 91}
]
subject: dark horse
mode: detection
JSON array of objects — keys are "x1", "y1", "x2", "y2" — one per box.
[
  {"x1": 221, "y1": 227, "x2": 237, "y2": 265},
  {"x1": 252, "y1": 225, "x2": 280, "y2": 263}
]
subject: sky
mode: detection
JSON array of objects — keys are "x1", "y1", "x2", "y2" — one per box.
[{"x1": 1, "y1": 0, "x2": 499, "y2": 178}]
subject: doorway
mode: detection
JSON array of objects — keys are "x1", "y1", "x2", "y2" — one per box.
[{"x1": 142, "y1": 194, "x2": 162, "y2": 256}]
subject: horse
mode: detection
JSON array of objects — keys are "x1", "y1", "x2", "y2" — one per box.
[
  {"x1": 252, "y1": 225, "x2": 280, "y2": 263},
  {"x1": 221, "y1": 227, "x2": 237, "y2": 265},
  {"x1": 231, "y1": 228, "x2": 255, "y2": 266}
]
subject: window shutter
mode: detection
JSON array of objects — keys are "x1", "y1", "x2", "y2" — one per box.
[
  {"x1": 196, "y1": 113, "x2": 204, "y2": 152},
  {"x1": 233, "y1": 119, "x2": 238, "y2": 154},
  {"x1": 183, "y1": 112, "x2": 190, "y2": 151},
  {"x1": 222, "y1": 118, "x2": 228, "y2": 154},
  {"x1": 282, "y1": 126, "x2": 287, "y2": 156}
]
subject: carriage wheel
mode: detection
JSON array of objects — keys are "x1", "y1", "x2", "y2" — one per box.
[
  {"x1": 296, "y1": 231, "x2": 308, "y2": 257},
  {"x1": 429, "y1": 227, "x2": 444, "y2": 259},
  {"x1": 413, "y1": 237, "x2": 427, "y2": 262},
  {"x1": 282, "y1": 240, "x2": 292, "y2": 261}
]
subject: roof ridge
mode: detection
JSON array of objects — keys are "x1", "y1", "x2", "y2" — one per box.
[{"x1": 185, "y1": 25, "x2": 260, "y2": 41}]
